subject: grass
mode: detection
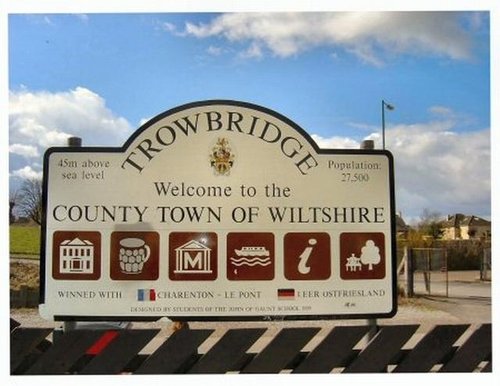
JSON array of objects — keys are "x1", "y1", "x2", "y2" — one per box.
[{"x1": 9, "y1": 225, "x2": 41, "y2": 256}]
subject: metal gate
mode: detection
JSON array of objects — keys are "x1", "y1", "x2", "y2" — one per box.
[
  {"x1": 411, "y1": 248, "x2": 448, "y2": 297},
  {"x1": 11, "y1": 318, "x2": 492, "y2": 374},
  {"x1": 480, "y1": 248, "x2": 491, "y2": 281}
]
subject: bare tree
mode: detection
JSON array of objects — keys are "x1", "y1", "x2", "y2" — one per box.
[
  {"x1": 16, "y1": 178, "x2": 43, "y2": 225},
  {"x1": 9, "y1": 190, "x2": 17, "y2": 224},
  {"x1": 418, "y1": 208, "x2": 443, "y2": 240}
]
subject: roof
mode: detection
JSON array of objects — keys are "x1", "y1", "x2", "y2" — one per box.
[
  {"x1": 60, "y1": 237, "x2": 93, "y2": 246},
  {"x1": 441, "y1": 214, "x2": 491, "y2": 228},
  {"x1": 395, "y1": 214, "x2": 409, "y2": 231},
  {"x1": 175, "y1": 239, "x2": 210, "y2": 251}
]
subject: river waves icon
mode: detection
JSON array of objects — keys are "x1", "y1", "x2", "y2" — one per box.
[{"x1": 230, "y1": 257, "x2": 272, "y2": 267}]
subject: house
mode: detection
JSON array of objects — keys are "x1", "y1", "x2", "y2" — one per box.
[
  {"x1": 59, "y1": 237, "x2": 95, "y2": 274},
  {"x1": 441, "y1": 213, "x2": 491, "y2": 240},
  {"x1": 395, "y1": 213, "x2": 410, "y2": 238}
]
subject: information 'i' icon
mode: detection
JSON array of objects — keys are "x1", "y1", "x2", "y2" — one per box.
[
  {"x1": 284, "y1": 232, "x2": 331, "y2": 280},
  {"x1": 297, "y1": 238, "x2": 317, "y2": 274}
]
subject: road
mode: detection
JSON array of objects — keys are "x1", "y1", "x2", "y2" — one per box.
[{"x1": 398, "y1": 270, "x2": 491, "y2": 324}]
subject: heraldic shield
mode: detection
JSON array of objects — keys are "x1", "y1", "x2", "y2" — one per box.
[{"x1": 210, "y1": 137, "x2": 234, "y2": 175}]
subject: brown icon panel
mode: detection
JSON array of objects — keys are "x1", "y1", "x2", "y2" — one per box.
[
  {"x1": 110, "y1": 231, "x2": 159, "y2": 281},
  {"x1": 226, "y1": 232, "x2": 274, "y2": 281},
  {"x1": 340, "y1": 232, "x2": 386, "y2": 280},
  {"x1": 284, "y1": 232, "x2": 331, "y2": 280},
  {"x1": 52, "y1": 231, "x2": 101, "y2": 280},
  {"x1": 169, "y1": 232, "x2": 218, "y2": 281}
]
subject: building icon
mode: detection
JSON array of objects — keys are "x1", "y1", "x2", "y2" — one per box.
[
  {"x1": 59, "y1": 237, "x2": 95, "y2": 274},
  {"x1": 174, "y1": 239, "x2": 212, "y2": 274}
]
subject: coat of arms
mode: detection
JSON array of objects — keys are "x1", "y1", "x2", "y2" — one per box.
[{"x1": 210, "y1": 137, "x2": 235, "y2": 175}]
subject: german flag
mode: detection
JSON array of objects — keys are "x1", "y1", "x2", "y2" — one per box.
[{"x1": 277, "y1": 288, "x2": 295, "y2": 300}]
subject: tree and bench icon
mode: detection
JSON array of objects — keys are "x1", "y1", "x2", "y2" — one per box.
[
  {"x1": 345, "y1": 240, "x2": 381, "y2": 271},
  {"x1": 340, "y1": 232, "x2": 385, "y2": 280}
]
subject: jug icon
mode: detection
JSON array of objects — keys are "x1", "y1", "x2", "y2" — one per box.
[{"x1": 118, "y1": 238, "x2": 150, "y2": 274}]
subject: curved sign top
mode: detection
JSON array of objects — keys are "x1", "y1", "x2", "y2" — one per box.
[{"x1": 40, "y1": 100, "x2": 396, "y2": 321}]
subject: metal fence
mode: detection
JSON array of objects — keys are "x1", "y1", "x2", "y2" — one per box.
[
  {"x1": 411, "y1": 248, "x2": 448, "y2": 297},
  {"x1": 10, "y1": 286, "x2": 39, "y2": 308},
  {"x1": 10, "y1": 319, "x2": 492, "y2": 374},
  {"x1": 480, "y1": 248, "x2": 491, "y2": 281}
]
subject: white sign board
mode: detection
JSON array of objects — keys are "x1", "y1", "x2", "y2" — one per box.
[{"x1": 40, "y1": 100, "x2": 396, "y2": 321}]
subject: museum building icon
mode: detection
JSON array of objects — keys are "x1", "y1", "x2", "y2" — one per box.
[
  {"x1": 169, "y1": 232, "x2": 218, "y2": 281},
  {"x1": 174, "y1": 239, "x2": 213, "y2": 274}
]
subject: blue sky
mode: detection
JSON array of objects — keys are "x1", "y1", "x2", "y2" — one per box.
[{"x1": 6, "y1": 10, "x2": 493, "y2": 222}]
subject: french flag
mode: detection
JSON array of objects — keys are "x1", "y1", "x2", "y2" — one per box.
[{"x1": 137, "y1": 289, "x2": 156, "y2": 301}]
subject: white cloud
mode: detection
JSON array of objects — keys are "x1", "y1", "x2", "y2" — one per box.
[
  {"x1": 9, "y1": 87, "x2": 133, "y2": 185},
  {"x1": 207, "y1": 45, "x2": 224, "y2": 56},
  {"x1": 161, "y1": 22, "x2": 177, "y2": 33},
  {"x1": 183, "y1": 12, "x2": 475, "y2": 65},
  {"x1": 10, "y1": 166, "x2": 43, "y2": 180},
  {"x1": 466, "y1": 12, "x2": 487, "y2": 31},
  {"x1": 9, "y1": 144, "x2": 39, "y2": 158},
  {"x1": 9, "y1": 87, "x2": 132, "y2": 147},
  {"x1": 312, "y1": 116, "x2": 490, "y2": 220},
  {"x1": 311, "y1": 134, "x2": 360, "y2": 149},
  {"x1": 139, "y1": 117, "x2": 153, "y2": 127},
  {"x1": 239, "y1": 42, "x2": 263, "y2": 59},
  {"x1": 429, "y1": 105, "x2": 455, "y2": 117},
  {"x1": 389, "y1": 125, "x2": 490, "y2": 218}
]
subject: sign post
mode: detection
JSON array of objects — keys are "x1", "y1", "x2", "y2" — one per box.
[{"x1": 40, "y1": 100, "x2": 396, "y2": 321}]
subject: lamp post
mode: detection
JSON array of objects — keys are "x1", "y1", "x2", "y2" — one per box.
[{"x1": 381, "y1": 99, "x2": 394, "y2": 150}]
